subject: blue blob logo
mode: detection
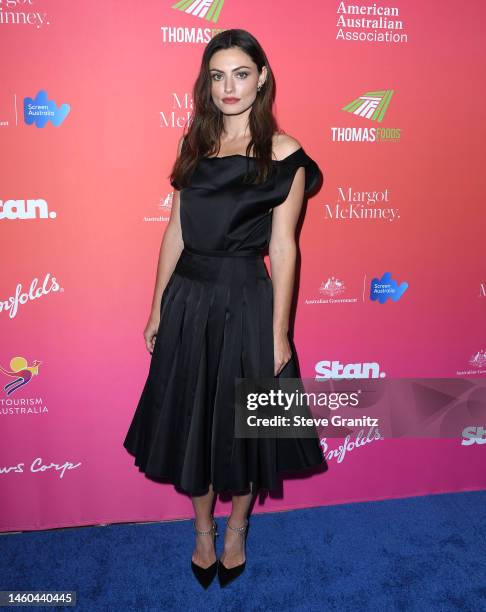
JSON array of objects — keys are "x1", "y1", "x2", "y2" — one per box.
[
  {"x1": 24, "y1": 90, "x2": 70, "y2": 127},
  {"x1": 370, "y1": 272, "x2": 408, "y2": 303}
]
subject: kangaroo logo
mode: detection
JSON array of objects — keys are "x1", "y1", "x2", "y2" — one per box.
[{"x1": 1, "y1": 356, "x2": 42, "y2": 395}]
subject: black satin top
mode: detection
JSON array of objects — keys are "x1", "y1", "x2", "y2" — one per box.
[{"x1": 171, "y1": 146, "x2": 322, "y2": 253}]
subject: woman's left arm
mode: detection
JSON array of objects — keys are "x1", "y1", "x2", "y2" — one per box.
[{"x1": 268, "y1": 165, "x2": 306, "y2": 376}]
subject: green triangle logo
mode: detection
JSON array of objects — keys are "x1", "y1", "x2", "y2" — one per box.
[
  {"x1": 342, "y1": 90, "x2": 394, "y2": 122},
  {"x1": 172, "y1": 0, "x2": 225, "y2": 23}
]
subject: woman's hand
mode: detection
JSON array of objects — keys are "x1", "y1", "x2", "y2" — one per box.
[
  {"x1": 274, "y1": 330, "x2": 292, "y2": 376},
  {"x1": 144, "y1": 313, "x2": 160, "y2": 355}
]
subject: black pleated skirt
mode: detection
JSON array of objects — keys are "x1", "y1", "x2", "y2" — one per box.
[{"x1": 123, "y1": 246, "x2": 326, "y2": 496}]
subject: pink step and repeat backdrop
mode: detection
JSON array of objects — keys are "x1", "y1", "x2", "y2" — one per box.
[{"x1": 1, "y1": 1, "x2": 485, "y2": 532}]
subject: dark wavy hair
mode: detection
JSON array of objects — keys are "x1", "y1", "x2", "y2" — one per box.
[{"x1": 169, "y1": 28, "x2": 283, "y2": 190}]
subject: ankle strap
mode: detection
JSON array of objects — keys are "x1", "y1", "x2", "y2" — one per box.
[
  {"x1": 193, "y1": 517, "x2": 217, "y2": 536},
  {"x1": 226, "y1": 518, "x2": 248, "y2": 534}
]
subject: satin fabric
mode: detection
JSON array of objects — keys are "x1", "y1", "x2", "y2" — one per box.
[
  {"x1": 178, "y1": 147, "x2": 322, "y2": 252},
  {"x1": 123, "y1": 147, "x2": 327, "y2": 496}
]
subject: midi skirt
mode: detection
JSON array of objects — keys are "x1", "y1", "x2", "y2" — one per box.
[{"x1": 123, "y1": 245, "x2": 326, "y2": 496}]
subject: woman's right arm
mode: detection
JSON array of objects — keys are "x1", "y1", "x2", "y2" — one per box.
[{"x1": 144, "y1": 136, "x2": 185, "y2": 353}]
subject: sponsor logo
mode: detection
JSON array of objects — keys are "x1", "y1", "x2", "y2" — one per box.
[
  {"x1": 370, "y1": 272, "x2": 408, "y2": 303},
  {"x1": 342, "y1": 89, "x2": 394, "y2": 122},
  {"x1": 461, "y1": 426, "x2": 486, "y2": 445},
  {"x1": 0, "y1": 197, "x2": 56, "y2": 220},
  {"x1": 160, "y1": 92, "x2": 193, "y2": 128},
  {"x1": 323, "y1": 186, "x2": 400, "y2": 222},
  {"x1": 163, "y1": 1, "x2": 226, "y2": 43},
  {"x1": 143, "y1": 193, "x2": 173, "y2": 223},
  {"x1": 0, "y1": 356, "x2": 42, "y2": 396},
  {"x1": 470, "y1": 350, "x2": 486, "y2": 369},
  {"x1": 0, "y1": 357, "x2": 47, "y2": 418},
  {"x1": 0, "y1": 4, "x2": 49, "y2": 29},
  {"x1": 0, "y1": 458, "x2": 82, "y2": 478},
  {"x1": 457, "y1": 350, "x2": 486, "y2": 376},
  {"x1": 24, "y1": 90, "x2": 70, "y2": 127},
  {"x1": 315, "y1": 360, "x2": 386, "y2": 379},
  {"x1": 171, "y1": 0, "x2": 225, "y2": 23},
  {"x1": 320, "y1": 427, "x2": 384, "y2": 463},
  {"x1": 319, "y1": 276, "x2": 346, "y2": 297},
  {"x1": 0, "y1": 273, "x2": 62, "y2": 319},
  {"x1": 336, "y1": 3, "x2": 408, "y2": 44},
  {"x1": 332, "y1": 89, "x2": 400, "y2": 142},
  {"x1": 305, "y1": 275, "x2": 359, "y2": 305}
]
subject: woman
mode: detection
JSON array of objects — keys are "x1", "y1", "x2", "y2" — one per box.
[{"x1": 123, "y1": 28, "x2": 327, "y2": 589}]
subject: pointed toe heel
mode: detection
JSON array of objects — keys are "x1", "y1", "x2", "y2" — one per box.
[
  {"x1": 217, "y1": 518, "x2": 249, "y2": 588},
  {"x1": 191, "y1": 517, "x2": 218, "y2": 589},
  {"x1": 191, "y1": 559, "x2": 218, "y2": 589},
  {"x1": 217, "y1": 558, "x2": 246, "y2": 587}
]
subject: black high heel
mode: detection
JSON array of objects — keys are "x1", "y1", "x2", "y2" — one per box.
[
  {"x1": 217, "y1": 518, "x2": 248, "y2": 588},
  {"x1": 191, "y1": 517, "x2": 218, "y2": 589}
]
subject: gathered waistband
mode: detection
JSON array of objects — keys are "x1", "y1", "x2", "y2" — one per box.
[
  {"x1": 175, "y1": 245, "x2": 269, "y2": 284},
  {"x1": 183, "y1": 245, "x2": 265, "y2": 258}
]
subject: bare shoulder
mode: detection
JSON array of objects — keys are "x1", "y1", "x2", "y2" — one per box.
[{"x1": 272, "y1": 132, "x2": 302, "y2": 161}]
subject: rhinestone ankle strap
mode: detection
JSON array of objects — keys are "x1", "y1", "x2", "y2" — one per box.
[
  {"x1": 194, "y1": 517, "x2": 217, "y2": 536},
  {"x1": 226, "y1": 518, "x2": 248, "y2": 534}
]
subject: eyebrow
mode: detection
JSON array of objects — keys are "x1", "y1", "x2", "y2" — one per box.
[{"x1": 209, "y1": 65, "x2": 252, "y2": 72}]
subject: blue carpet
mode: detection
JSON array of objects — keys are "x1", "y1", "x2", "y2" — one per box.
[{"x1": 1, "y1": 490, "x2": 485, "y2": 611}]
